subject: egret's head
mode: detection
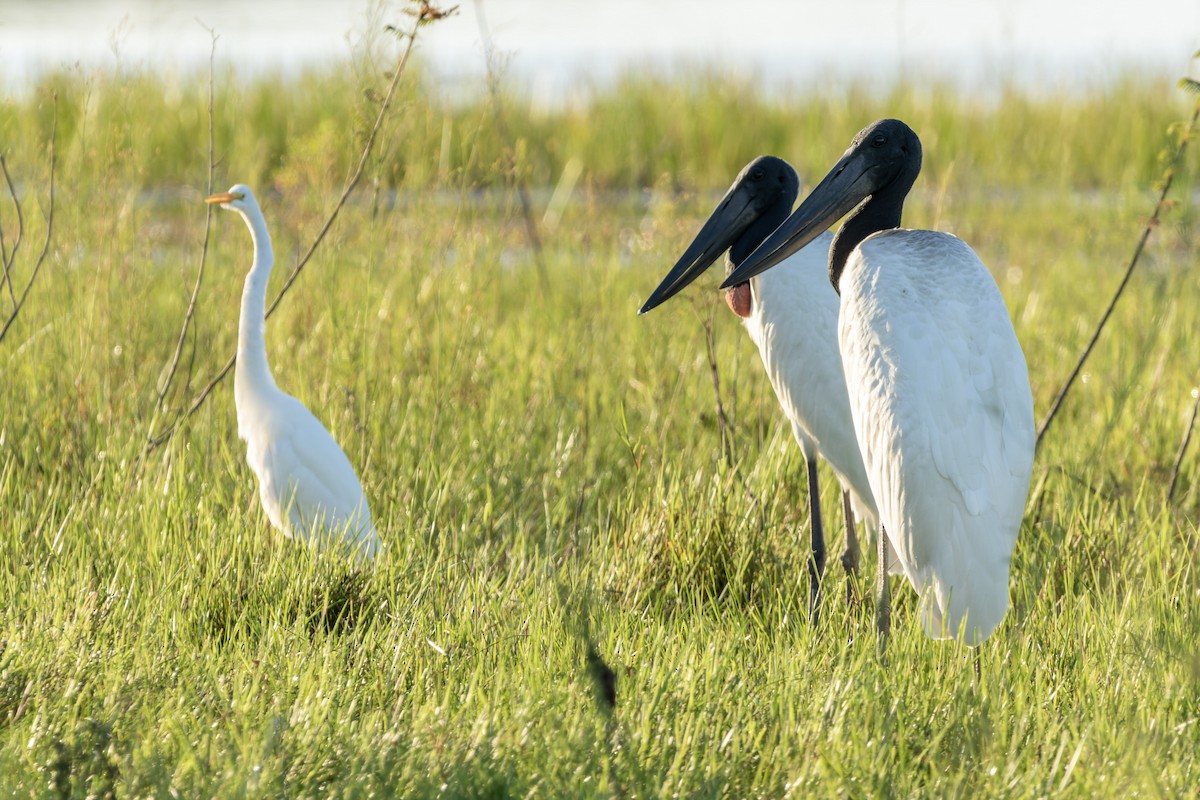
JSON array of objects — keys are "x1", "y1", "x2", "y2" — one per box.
[{"x1": 205, "y1": 184, "x2": 258, "y2": 212}]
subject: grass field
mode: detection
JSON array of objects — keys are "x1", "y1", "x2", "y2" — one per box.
[{"x1": 1, "y1": 30, "x2": 1199, "y2": 797}]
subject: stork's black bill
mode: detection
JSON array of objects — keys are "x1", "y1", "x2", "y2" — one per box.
[
  {"x1": 721, "y1": 119, "x2": 922, "y2": 291},
  {"x1": 638, "y1": 156, "x2": 799, "y2": 315}
]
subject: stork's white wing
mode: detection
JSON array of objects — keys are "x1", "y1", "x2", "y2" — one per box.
[{"x1": 839, "y1": 230, "x2": 1034, "y2": 643}]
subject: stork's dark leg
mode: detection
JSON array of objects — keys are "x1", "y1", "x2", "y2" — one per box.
[
  {"x1": 875, "y1": 524, "x2": 891, "y2": 661},
  {"x1": 840, "y1": 490, "x2": 861, "y2": 607},
  {"x1": 806, "y1": 458, "x2": 827, "y2": 625}
]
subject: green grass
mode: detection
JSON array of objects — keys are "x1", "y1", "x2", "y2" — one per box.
[{"x1": 1, "y1": 44, "x2": 1199, "y2": 796}]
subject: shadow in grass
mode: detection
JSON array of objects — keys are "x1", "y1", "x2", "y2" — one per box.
[
  {"x1": 45, "y1": 718, "x2": 121, "y2": 800},
  {"x1": 614, "y1": 506, "x2": 799, "y2": 622},
  {"x1": 192, "y1": 554, "x2": 378, "y2": 647},
  {"x1": 195, "y1": 582, "x2": 253, "y2": 649},
  {"x1": 303, "y1": 567, "x2": 375, "y2": 637}
]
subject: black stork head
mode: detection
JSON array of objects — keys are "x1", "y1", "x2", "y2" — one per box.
[
  {"x1": 638, "y1": 155, "x2": 800, "y2": 315},
  {"x1": 720, "y1": 119, "x2": 922, "y2": 294}
]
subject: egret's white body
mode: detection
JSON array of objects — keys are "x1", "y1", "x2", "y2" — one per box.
[
  {"x1": 839, "y1": 230, "x2": 1034, "y2": 641},
  {"x1": 209, "y1": 184, "x2": 382, "y2": 560},
  {"x1": 723, "y1": 120, "x2": 1035, "y2": 648}
]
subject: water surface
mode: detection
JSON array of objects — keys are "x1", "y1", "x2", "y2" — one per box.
[{"x1": 1, "y1": 0, "x2": 1196, "y2": 98}]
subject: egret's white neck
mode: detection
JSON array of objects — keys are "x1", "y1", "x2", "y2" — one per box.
[{"x1": 234, "y1": 204, "x2": 279, "y2": 401}]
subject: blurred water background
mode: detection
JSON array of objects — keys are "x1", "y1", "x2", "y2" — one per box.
[{"x1": 1, "y1": 0, "x2": 1197, "y2": 101}]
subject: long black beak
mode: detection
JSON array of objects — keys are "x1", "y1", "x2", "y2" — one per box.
[
  {"x1": 638, "y1": 184, "x2": 759, "y2": 315},
  {"x1": 720, "y1": 152, "x2": 875, "y2": 290}
]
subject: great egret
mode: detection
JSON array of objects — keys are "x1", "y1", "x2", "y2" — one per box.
[
  {"x1": 206, "y1": 184, "x2": 382, "y2": 560},
  {"x1": 639, "y1": 156, "x2": 897, "y2": 622},
  {"x1": 723, "y1": 120, "x2": 1035, "y2": 650}
]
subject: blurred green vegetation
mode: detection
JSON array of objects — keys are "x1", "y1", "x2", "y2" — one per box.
[{"x1": 0, "y1": 58, "x2": 1193, "y2": 195}]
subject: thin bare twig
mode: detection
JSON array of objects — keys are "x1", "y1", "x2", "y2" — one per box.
[
  {"x1": 0, "y1": 154, "x2": 26, "y2": 307},
  {"x1": 150, "y1": 28, "x2": 219, "y2": 432},
  {"x1": 700, "y1": 302, "x2": 735, "y2": 467},
  {"x1": 1168, "y1": 390, "x2": 1199, "y2": 502},
  {"x1": 690, "y1": 295, "x2": 760, "y2": 504},
  {"x1": 473, "y1": 0, "x2": 547, "y2": 289},
  {"x1": 1036, "y1": 102, "x2": 1200, "y2": 450},
  {"x1": 146, "y1": 9, "x2": 438, "y2": 450},
  {"x1": 0, "y1": 95, "x2": 56, "y2": 346},
  {"x1": 0, "y1": 162, "x2": 15, "y2": 306}
]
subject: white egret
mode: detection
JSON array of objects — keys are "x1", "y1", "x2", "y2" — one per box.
[
  {"x1": 206, "y1": 185, "x2": 382, "y2": 560},
  {"x1": 722, "y1": 120, "x2": 1035, "y2": 650},
  {"x1": 639, "y1": 156, "x2": 897, "y2": 622}
]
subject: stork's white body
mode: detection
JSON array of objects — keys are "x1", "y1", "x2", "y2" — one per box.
[
  {"x1": 217, "y1": 185, "x2": 382, "y2": 560},
  {"x1": 740, "y1": 232, "x2": 880, "y2": 532},
  {"x1": 837, "y1": 229, "x2": 1034, "y2": 643}
]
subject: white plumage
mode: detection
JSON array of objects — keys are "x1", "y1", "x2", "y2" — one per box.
[
  {"x1": 838, "y1": 230, "x2": 1033, "y2": 641},
  {"x1": 207, "y1": 184, "x2": 382, "y2": 560},
  {"x1": 723, "y1": 120, "x2": 1035, "y2": 647}
]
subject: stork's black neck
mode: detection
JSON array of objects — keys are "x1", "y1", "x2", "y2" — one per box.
[{"x1": 829, "y1": 174, "x2": 912, "y2": 294}]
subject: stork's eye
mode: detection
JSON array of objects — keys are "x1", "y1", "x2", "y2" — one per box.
[
  {"x1": 751, "y1": 169, "x2": 764, "y2": 181},
  {"x1": 872, "y1": 135, "x2": 886, "y2": 148}
]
